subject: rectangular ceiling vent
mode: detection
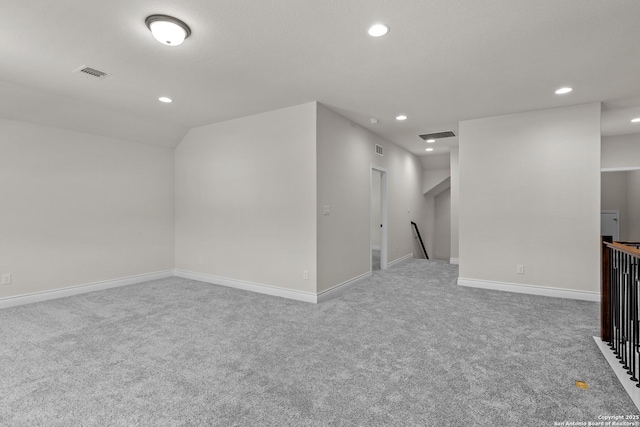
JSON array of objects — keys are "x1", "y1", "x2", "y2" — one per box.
[
  {"x1": 375, "y1": 144, "x2": 384, "y2": 156},
  {"x1": 419, "y1": 130, "x2": 457, "y2": 140},
  {"x1": 73, "y1": 65, "x2": 110, "y2": 80}
]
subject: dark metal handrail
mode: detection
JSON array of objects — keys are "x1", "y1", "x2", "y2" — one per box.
[{"x1": 411, "y1": 221, "x2": 429, "y2": 259}]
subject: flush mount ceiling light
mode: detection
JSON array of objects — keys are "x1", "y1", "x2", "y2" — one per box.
[
  {"x1": 426, "y1": 139, "x2": 436, "y2": 143},
  {"x1": 425, "y1": 148, "x2": 434, "y2": 152},
  {"x1": 368, "y1": 24, "x2": 389, "y2": 37},
  {"x1": 158, "y1": 96, "x2": 173, "y2": 103},
  {"x1": 555, "y1": 87, "x2": 573, "y2": 95},
  {"x1": 632, "y1": 118, "x2": 640, "y2": 123},
  {"x1": 396, "y1": 115, "x2": 407, "y2": 121},
  {"x1": 146, "y1": 15, "x2": 191, "y2": 46}
]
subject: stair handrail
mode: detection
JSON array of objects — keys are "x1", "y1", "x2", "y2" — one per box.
[{"x1": 410, "y1": 221, "x2": 429, "y2": 260}]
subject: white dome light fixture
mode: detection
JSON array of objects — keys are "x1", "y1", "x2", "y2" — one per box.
[
  {"x1": 158, "y1": 96, "x2": 173, "y2": 103},
  {"x1": 396, "y1": 115, "x2": 407, "y2": 121},
  {"x1": 146, "y1": 15, "x2": 191, "y2": 46},
  {"x1": 632, "y1": 118, "x2": 640, "y2": 123},
  {"x1": 368, "y1": 24, "x2": 390, "y2": 37}
]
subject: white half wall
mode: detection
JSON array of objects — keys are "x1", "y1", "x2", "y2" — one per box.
[
  {"x1": 316, "y1": 104, "x2": 428, "y2": 292},
  {"x1": 0, "y1": 118, "x2": 175, "y2": 299},
  {"x1": 174, "y1": 103, "x2": 317, "y2": 293},
  {"x1": 459, "y1": 103, "x2": 601, "y2": 293}
]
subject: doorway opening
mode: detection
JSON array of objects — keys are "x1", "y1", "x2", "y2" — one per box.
[
  {"x1": 371, "y1": 166, "x2": 388, "y2": 271},
  {"x1": 601, "y1": 210, "x2": 620, "y2": 242}
]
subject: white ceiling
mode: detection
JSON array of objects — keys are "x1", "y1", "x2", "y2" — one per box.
[{"x1": 1, "y1": 0, "x2": 639, "y2": 155}]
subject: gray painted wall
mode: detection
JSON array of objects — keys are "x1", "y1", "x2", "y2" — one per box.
[
  {"x1": 628, "y1": 171, "x2": 640, "y2": 241},
  {"x1": 601, "y1": 171, "x2": 628, "y2": 240},
  {"x1": 450, "y1": 147, "x2": 459, "y2": 261},
  {"x1": 459, "y1": 103, "x2": 601, "y2": 293},
  {"x1": 434, "y1": 188, "x2": 451, "y2": 261},
  {"x1": 0, "y1": 118, "x2": 175, "y2": 299},
  {"x1": 174, "y1": 103, "x2": 318, "y2": 293},
  {"x1": 602, "y1": 134, "x2": 640, "y2": 170}
]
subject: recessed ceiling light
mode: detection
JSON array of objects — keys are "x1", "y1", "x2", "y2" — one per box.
[
  {"x1": 555, "y1": 87, "x2": 573, "y2": 95},
  {"x1": 426, "y1": 139, "x2": 436, "y2": 143},
  {"x1": 632, "y1": 118, "x2": 640, "y2": 123},
  {"x1": 425, "y1": 148, "x2": 434, "y2": 152},
  {"x1": 368, "y1": 24, "x2": 389, "y2": 37},
  {"x1": 146, "y1": 15, "x2": 191, "y2": 46},
  {"x1": 159, "y1": 97, "x2": 173, "y2": 103},
  {"x1": 396, "y1": 115, "x2": 407, "y2": 121}
]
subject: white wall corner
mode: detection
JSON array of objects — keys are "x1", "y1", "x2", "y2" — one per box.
[
  {"x1": 174, "y1": 270, "x2": 318, "y2": 303},
  {"x1": 457, "y1": 277, "x2": 600, "y2": 302},
  {"x1": 389, "y1": 253, "x2": 414, "y2": 268},
  {"x1": 317, "y1": 271, "x2": 372, "y2": 303},
  {"x1": 449, "y1": 258, "x2": 459, "y2": 265},
  {"x1": 0, "y1": 270, "x2": 174, "y2": 309}
]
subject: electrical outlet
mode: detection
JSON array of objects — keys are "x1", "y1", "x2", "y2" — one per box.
[
  {"x1": 517, "y1": 264, "x2": 525, "y2": 274},
  {"x1": 1, "y1": 274, "x2": 11, "y2": 285},
  {"x1": 303, "y1": 269, "x2": 309, "y2": 280}
]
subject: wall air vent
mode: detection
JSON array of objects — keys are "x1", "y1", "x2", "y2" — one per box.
[
  {"x1": 419, "y1": 130, "x2": 457, "y2": 140},
  {"x1": 73, "y1": 65, "x2": 110, "y2": 80},
  {"x1": 375, "y1": 144, "x2": 384, "y2": 156}
]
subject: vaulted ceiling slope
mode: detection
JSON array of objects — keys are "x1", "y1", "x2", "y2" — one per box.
[{"x1": 1, "y1": 0, "x2": 639, "y2": 154}]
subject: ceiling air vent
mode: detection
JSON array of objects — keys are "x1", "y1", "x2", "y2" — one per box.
[
  {"x1": 73, "y1": 65, "x2": 110, "y2": 80},
  {"x1": 419, "y1": 130, "x2": 457, "y2": 140},
  {"x1": 375, "y1": 144, "x2": 384, "y2": 156}
]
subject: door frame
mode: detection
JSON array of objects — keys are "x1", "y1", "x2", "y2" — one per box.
[{"x1": 371, "y1": 165, "x2": 388, "y2": 271}]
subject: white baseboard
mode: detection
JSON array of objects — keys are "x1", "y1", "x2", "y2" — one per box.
[
  {"x1": 594, "y1": 337, "x2": 640, "y2": 412},
  {"x1": 174, "y1": 269, "x2": 318, "y2": 303},
  {"x1": 389, "y1": 253, "x2": 413, "y2": 267},
  {"x1": 0, "y1": 270, "x2": 174, "y2": 309},
  {"x1": 317, "y1": 272, "x2": 372, "y2": 303},
  {"x1": 371, "y1": 245, "x2": 381, "y2": 251},
  {"x1": 458, "y1": 277, "x2": 600, "y2": 302},
  {"x1": 449, "y1": 258, "x2": 459, "y2": 265}
]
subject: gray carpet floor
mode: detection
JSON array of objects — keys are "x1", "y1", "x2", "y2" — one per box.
[{"x1": 0, "y1": 259, "x2": 637, "y2": 426}]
